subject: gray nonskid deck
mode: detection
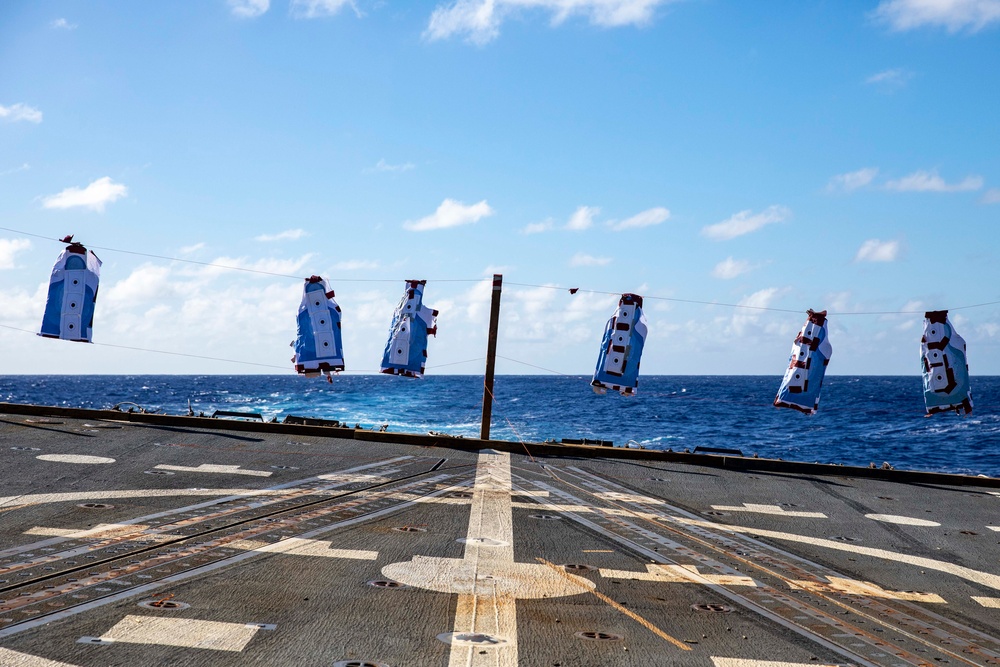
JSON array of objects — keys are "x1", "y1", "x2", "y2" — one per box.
[{"x1": 0, "y1": 411, "x2": 998, "y2": 666}]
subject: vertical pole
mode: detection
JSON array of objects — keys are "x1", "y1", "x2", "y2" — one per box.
[{"x1": 480, "y1": 274, "x2": 503, "y2": 441}]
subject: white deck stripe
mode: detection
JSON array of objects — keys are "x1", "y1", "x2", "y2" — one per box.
[
  {"x1": 449, "y1": 450, "x2": 518, "y2": 667},
  {"x1": 91, "y1": 615, "x2": 260, "y2": 652},
  {"x1": 712, "y1": 503, "x2": 827, "y2": 519},
  {"x1": 154, "y1": 464, "x2": 272, "y2": 477},
  {"x1": 712, "y1": 658, "x2": 841, "y2": 667}
]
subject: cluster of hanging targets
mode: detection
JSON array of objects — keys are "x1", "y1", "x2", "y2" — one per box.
[{"x1": 37, "y1": 238, "x2": 973, "y2": 416}]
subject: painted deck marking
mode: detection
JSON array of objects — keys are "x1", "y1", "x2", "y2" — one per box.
[
  {"x1": 790, "y1": 576, "x2": 945, "y2": 603},
  {"x1": 154, "y1": 464, "x2": 272, "y2": 477},
  {"x1": 865, "y1": 513, "x2": 941, "y2": 527},
  {"x1": 712, "y1": 658, "x2": 841, "y2": 667},
  {"x1": 229, "y1": 537, "x2": 377, "y2": 560},
  {"x1": 988, "y1": 526, "x2": 999, "y2": 532},
  {"x1": 711, "y1": 503, "x2": 827, "y2": 519},
  {"x1": 539, "y1": 558, "x2": 692, "y2": 651},
  {"x1": 382, "y1": 450, "x2": 595, "y2": 667},
  {"x1": 83, "y1": 615, "x2": 261, "y2": 652},
  {"x1": 973, "y1": 596, "x2": 1000, "y2": 608},
  {"x1": 677, "y1": 518, "x2": 1000, "y2": 590},
  {"x1": 599, "y1": 563, "x2": 756, "y2": 587},
  {"x1": 0, "y1": 648, "x2": 81, "y2": 666},
  {"x1": 35, "y1": 455, "x2": 114, "y2": 465}
]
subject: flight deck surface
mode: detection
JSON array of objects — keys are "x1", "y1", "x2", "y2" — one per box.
[{"x1": 0, "y1": 409, "x2": 998, "y2": 666}]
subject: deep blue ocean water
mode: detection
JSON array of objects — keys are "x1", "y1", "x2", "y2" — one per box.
[{"x1": 1, "y1": 375, "x2": 998, "y2": 477}]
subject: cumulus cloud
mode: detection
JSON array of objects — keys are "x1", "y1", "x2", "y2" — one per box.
[
  {"x1": 180, "y1": 242, "x2": 206, "y2": 254},
  {"x1": 855, "y1": 239, "x2": 901, "y2": 262},
  {"x1": 0, "y1": 239, "x2": 31, "y2": 270},
  {"x1": 608, "y1": 206, "x2": 670, "y2": 231},
  {"x1": 701, "y1": 205, "x2": 790, "y2": 241},
  {"x1": 982, "y1": 188, "x2": 1000, "y2": 204},
  {"x1": 254, "y1": 228, "x2": 309, "y2": 242},
  {"x1": 521, "y1": 219, "x2": 555, "y2": 234},
  {"x1": 332, "y1": 260, "x2": 379, "y2": 270},
  {"x1": 569, "y1": 252, "x2": 612, "y2": 267},
  {"x1": 726, "y1": 288, "x2": 782, "y2": 337},
  {"x1": 0, "y1": 103, "x2": 42, "y2": 123},
  {"x1": 404, "y1": 198, "x2": 495, "y2": 231},
  {"x1": 884, "y1": 170, "x2": 983, "y2": 192},
  {"x1": 42, "y1": 177, "x2": 127, "y2": 212},
  {"x1": 364, "y1": 158, "x2": 415, "y2": 174},
  {"x1": 424, "y1": 0, "x2": 679, "y2": 44},
  {"x1": 827, "y1": 167, "x2": 879, "y2": 193},
  {"x1": 865, "y1": 68, "x2": 914, "y2": 89},
  {"x1": 50, "y1": 18, "x2": 77, "y2": 29},
  {"x1": 0, "y1": 163, "x2": 30, "y2": 177},
  {"x1": 229, "y1": 0, "x2": 269, "y2": 17},
  {"x1": 565, "y1": 206, "x2": 599, "y2": 231},
  {"x1": 291, "y1": 0, "x2": 358, "y2": 18},
  {"x1": 712, "y1": 257, "x2": 756, "y2": 280},
  {"x1": 873, "y1": 0, "x2": 1000, "y2": 32}
]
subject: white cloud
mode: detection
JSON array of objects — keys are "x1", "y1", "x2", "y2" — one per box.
[
  {"x1": 982, "y1": 188, "x2": 1000, "y2": 204},
  {"x1": 404, "y1": 198, "x2": 495, "y2": 231},
  {"x1": 873, "y1": 0, "x2": 1000, "y2": 32},
  {"x1": 291, "y1": 0, "x2": 358, "y2": 18},
  {"x1": 565, "y1": 205, "x2": 599, "y2": 231},
  {"x1": 0, "y1": 103, "x2": 42, "y2": 124},
  {"x1": 50, "y1": 18, "x2": 77, "y2": 30},
  {"x1": 254, "y1": 228, "x2": 309, "y2": 242},
  {"x1": 855, "y1": 239, "x2": 901, "y2": 262},
  {"x1": 228, "y1": 0, "x2": 270, "y2": 17},
  {"x1": 727, "y1": 288, "x2": 782, "y2": 337},
  {"x1": 42, "y1": 177, "x2": 127, "y2": 212},
  {"x1": 569, "y1": 252, "x2": 612, "y2": 267},
  {"x1": 827, "y1": 167, "x2": 879, "y2": 192},
  {"x1": 180, "y1": 242, "x2": 206, "y2": 254},
  {"x1": 0, "y1": 239, "x2": 31, "y2": 270},
  {"x1": 424, "y1": 0, "x2": 679, "y2": 44},
  {"x1": 712, "y1": 257, "x2": 755, "y2": 280},
  {"x1": 608, "y1": 206, "x2": 670, "y2": 231},
  {"x1": 332, "y1": 260, "x2": 379, "y2": 270},
  {"x1": 521, "y1": 219, "x2": 554, "y2": 234},
  {"x1": 865, "y1": 68, "x2": 914, "y2": 89},
  {"x1": 884, "y1": 170, "x2": 983, "y2": 192},
  {"x1": 701, "y1": 205, "x2": 790, "y2": 241},
  {"x1": 0, "y1": 163, "x2": 30, "y2": 177},
  {"x1": 364, "y1": 158, "x2": 415, "y2": 174}
]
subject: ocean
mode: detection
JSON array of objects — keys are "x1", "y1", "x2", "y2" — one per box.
[{"x1": 1, "y1": 375, "x2": 997, "y2": 478}]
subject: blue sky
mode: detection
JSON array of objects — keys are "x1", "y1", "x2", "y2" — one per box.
[{"x1": 1, "y1": 0, "x2": 998, "y2": 376}]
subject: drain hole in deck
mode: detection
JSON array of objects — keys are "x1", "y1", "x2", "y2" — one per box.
[
  {"x1": 270, "y1": 465, "x2": 299, "y2": 470},
  {"x1": 333, "y1": 661, "x2": 389, "y2": 667},
  {"x1": 10, "y1": 447, "x2": 41, "y2": 451},
  {"x1": 139, "y1": 600, "x2": 190, "y2": 610},
  {"x1": 830, "y1": 536, "x2": 859, "y2": 542},
  {"x1": 692, "y1": 603, "x2": 733, "y2": 613},
  {"x1": 529, "y1": 514, "x2": 561, "y2": 520},
  {"x1": 367, "y1": 580, "x2": 409, "y2": 589},
  {"x1": 143, "y1": 470, "x2": 174, "y2": 476},
  {"x1": 703, "y1": 511, "x2": 728, "y2": 516},
  {"x1": 575, "y1": 631, "x2": 622, "y2": 641},
  {"x1": 393, "y1": 526, "x2": 427, "y2": 533},
  {"x1": 561, "y1": 564, "x2": 597, "y2": 572},
  {"x1": 77, "y1": 503, "x2": 114, "y2": 509}
]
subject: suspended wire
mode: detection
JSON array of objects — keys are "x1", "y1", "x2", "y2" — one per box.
[
  {"x1": 505, "y1": 281, "x2": 1000, "y2": 316},
  {"x1": 3, "y1": 225, "x2": 998, "y2": 316},
  {"x1": 0, "y1": 322, "x2": 289, "y2": 370},
  {"x1": 496, "y1": 355, "x2": 575, "y2": 377},
  {"x1": 483, "y1": 380, "x2": 535, "y2": 462},
  {"x1": 0, "y1": 226, "x2": 485, "y2": 284},
  {"x1": 426, "y1": 357, "x2": 486, "y2": 370}
]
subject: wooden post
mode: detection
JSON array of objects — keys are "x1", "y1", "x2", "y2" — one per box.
[{"x1": 480, "y1": 274, "x2": 503, "y2": 441}]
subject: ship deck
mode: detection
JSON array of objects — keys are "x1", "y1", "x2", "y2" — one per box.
[{"x1": 1, "y1": 405, "x2": 999, "y2": 666}]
